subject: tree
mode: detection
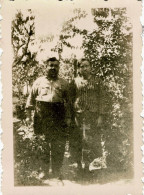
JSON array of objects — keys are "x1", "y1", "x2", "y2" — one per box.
[
  {"x1": 12, "y1": 10, "x2": 39, "y2": 100},
  {"x1": 86, "y1": 8, "x2": 133, "y2": 171},
  {"x1": 51, "y1": 9, "x2": 87, "y2": 80}
]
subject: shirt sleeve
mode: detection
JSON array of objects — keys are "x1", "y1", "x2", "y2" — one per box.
[
  {"x1": 62, "y1": 80, "x2": 76, "y2": 120},
  {"x1": 70, "y1": 79, "x2": 82, "y2": 113},
  {"x1": 26, "y1": 79, "x2": 39, "y2": 109},
  {"x1": 69, "y1": 80, "x2": 77, "y2": 119}
]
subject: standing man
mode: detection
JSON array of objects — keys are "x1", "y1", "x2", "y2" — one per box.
[
  {"x1": 69, "y1": 58, "x2": 104, "y2": 173},
  {"x1": 26, "y1": 57, "x2": 71, "y2": 179}
]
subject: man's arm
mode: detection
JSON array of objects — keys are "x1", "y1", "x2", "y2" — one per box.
[
  {"x1": 25, "y1": 108, "x2": 33, "y2": 125},
  {"x1": 63, "y1": 79, "x2": 77, "y2": 126},
  {"x1": 25, "y1": 80, "x2": 38, "y2": 124}
]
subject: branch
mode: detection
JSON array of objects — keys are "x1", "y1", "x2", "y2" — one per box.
[{"x1": 14, "y1": 35, "x2": 31, "y2": 66}]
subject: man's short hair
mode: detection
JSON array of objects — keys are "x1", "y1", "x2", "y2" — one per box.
[
  {"x1": 78, "y1": 58, "x2": 90, "y2": 68},
  {"x1": 47, "y1": 57, "x2": 59, "y2": 63},
  {"x1": 80, "y1": 58, "x2": 90, "y2": 63}
]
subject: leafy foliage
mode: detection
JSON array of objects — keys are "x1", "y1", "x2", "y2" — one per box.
[
  {"x1": 12, "y1": 10, "x2": 46, "y2": 120},
  {"x1": 88, "y1": 8, "x2": 133, "y2": 171},
  {"x1": 12, "y1": 10, "x2": 43, "y2": 99},
  {"x1": 14, "y1": 123, "x2": 48, "y2": 185}
]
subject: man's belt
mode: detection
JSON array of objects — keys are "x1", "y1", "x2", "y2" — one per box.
[
  {"x1": 35, "y1": 101, "x2": 65, "y2": 113},
  {"x1": 36, "y1": 100, "x2": 64, "y2": 105}
]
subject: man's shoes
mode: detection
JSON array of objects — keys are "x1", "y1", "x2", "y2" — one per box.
[
  {"x1": 69, "y1": 162, "x2": 78, "y2": 168},
  {"x1": 40, "y1": 172, "x2": 50, "y2": 180},
  {"x1": 51, "y1": 170, "x2": 63, "y2": 180}
]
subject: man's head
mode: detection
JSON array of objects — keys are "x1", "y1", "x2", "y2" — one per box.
[
  {"x1": 45, "y1": 57, "x2": 60, "y2": 80},
  {"x1": 79, "y1": 58, "x2": 91, "y2": 79}
]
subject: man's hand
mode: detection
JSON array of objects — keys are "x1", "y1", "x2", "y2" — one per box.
[
  {"x1": 25, "y1": 108, "x2": 33, "y2": 126},
  {"x1": 97, "y1": 115, "x2": 103, "y2": 127},
  {"x1": 66, "y1": 118, "x2": 71, "y2": 127},
  {"x1": 25, "y1": 117, "x2": 32, "y2": 126}
]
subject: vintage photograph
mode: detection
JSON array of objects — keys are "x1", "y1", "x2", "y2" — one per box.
[
  {"x1": 12, "y1": 7, "x2": 133, "y2": 186},
  {"x1": 1, "y1": 0, "x2": 142, "y2": 194}
]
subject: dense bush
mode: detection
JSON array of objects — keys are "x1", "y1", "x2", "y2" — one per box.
[{"x1": 14, "y1": 123, "x2": 48, "y2": 185}]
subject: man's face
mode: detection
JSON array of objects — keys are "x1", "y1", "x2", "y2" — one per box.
[
  {"x1": 79, "y1": 60, "x2": 91, "y2": 78},
  {"x1": 46, "y1": 60, "x2": 59, "y2": 79}
]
